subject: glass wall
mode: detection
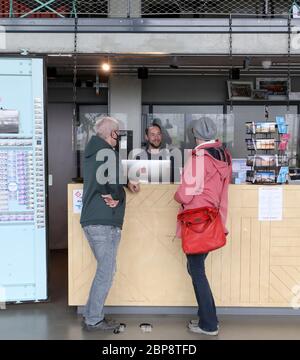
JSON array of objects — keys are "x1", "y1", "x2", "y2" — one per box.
[
  {"x1": 143, "y1": 104, "x2": 300, "y2": 184},
  {"x1": 144, "y1": 105, "x2": 234, "y2": 152},
  {"x1": 146, "y1": 106, "x2": 217, "y2": 145}
]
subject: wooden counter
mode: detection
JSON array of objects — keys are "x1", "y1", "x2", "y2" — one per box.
[{"x1": 68, "y1": 184, "x2": 300, "y2": 307}]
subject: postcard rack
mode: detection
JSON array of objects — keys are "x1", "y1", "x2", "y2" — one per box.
[{"x1": 245, "y1": 118, "x2": 289, "y2": 184}]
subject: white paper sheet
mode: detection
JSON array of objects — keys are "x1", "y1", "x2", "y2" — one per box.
[
  {"x1": 73, "y1": 189, "x2": 83, "y2": 214},
  {"x1": 259, "y1": 187, "x2": 283, "y2": 221}
]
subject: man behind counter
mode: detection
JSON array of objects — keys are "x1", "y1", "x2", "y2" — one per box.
[{"x1": 136, "y1": 123, "x2": 180, "y2": 183}]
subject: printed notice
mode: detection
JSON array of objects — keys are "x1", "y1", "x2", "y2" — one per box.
[
  {"x1": 259, "y1": 187, "x2": 283, "y2": 221},
  {"x1": 73, "y1": 189, "x2": 83, "y2": 214}
]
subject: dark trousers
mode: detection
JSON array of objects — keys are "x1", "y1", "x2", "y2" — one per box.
[{"x1": 187, "y1": 253, "x2": 218, "y2": 332}]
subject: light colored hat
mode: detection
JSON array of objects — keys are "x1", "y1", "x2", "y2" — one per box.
[{"x1": 190, "y1": 117, "x2": 217, "y2": 141}]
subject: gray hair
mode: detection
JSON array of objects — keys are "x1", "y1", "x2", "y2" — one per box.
[{"x1": 94, "y1": 116, "x2": 119, "y2": 140}]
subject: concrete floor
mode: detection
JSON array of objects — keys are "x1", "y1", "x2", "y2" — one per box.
[{"x1": 0, "y1": 250, "x2": 300, "y2": 340}]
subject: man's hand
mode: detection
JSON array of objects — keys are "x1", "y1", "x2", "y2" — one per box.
[
  {"x1": 128, "y1": 181, "x2": 140, "y2": 193},
  {"x1": 101, "y1": 194, "x2": 119, "y2": 208}
]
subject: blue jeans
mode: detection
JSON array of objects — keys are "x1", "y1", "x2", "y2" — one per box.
[
  {"x1": 187, "y1": 253, "x2": 218, "y2": 332},
  {"x1": 83, "y1": 225, "x2": 121, "y2": 325}
]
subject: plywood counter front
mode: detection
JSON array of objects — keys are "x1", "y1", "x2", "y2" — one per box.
[{"x1": 68, "y1": 184, "x2": 300, "y2": 307}]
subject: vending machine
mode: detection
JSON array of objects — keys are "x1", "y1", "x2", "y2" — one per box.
[{"x1": 0, "y1": 58, "x2": 48, "y2": 303}]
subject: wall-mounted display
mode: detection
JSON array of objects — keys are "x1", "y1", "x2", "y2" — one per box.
[
  {"x1": 227, "y1": 81, "x2": 253, "y2": 100},
  {"x1": 256, "y1": 78, "x2": 289, "y2": 100},
  {"x1": 252, "y1": 89, "x2": 268, "y2": 100}
]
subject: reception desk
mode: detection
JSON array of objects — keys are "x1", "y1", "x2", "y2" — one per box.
[{"x1": 68, "y1": 184, "x2": 300, "y2": 308}]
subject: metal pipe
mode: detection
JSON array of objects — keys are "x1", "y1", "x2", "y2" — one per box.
[
  {"x1": 9, "y1": 0, "x2": 13, "y2": 18},
  {"x1": 127, "y1": 0, "x2": 131, "y2": 18}
]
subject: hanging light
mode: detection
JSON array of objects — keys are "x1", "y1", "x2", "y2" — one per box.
[
  {"x1": 262, "y1": 60, "x2": 272, "y2": 69},
  {"x1": 101, "y1": 61, "x2": 111, "y2": 72}
]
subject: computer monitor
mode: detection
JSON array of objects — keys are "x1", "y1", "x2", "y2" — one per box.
[{"x1": 122, "y1": 159, "x2": 171, "y2": 184}]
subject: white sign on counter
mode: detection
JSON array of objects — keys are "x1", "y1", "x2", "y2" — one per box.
[
  {"x1": 73, "y1": 189, "x2": 83, "y2": 214},
  {"x1": 259, "y1": 187, "x2": 283, "y2": 221}
]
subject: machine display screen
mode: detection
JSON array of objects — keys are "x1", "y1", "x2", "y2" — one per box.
[{"x1": 0, "y1": 58, "x2": 47, "y2": 303}]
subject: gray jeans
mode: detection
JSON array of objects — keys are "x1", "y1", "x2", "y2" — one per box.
[{"x1": 82, "y1": 224, "x2": 121, "y2": 325}]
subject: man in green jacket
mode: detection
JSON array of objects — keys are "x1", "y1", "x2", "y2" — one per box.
[{"x1": 80, "y1": 116, "x2": 139, "y2": 332}]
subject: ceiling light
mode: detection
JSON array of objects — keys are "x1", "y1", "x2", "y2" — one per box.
[
  {"x1": 101, "y1": 62, "x2": 111, "y2": 72},
  {"x1": 262, "y1": 60, "x2": 272, "y2": 69}
]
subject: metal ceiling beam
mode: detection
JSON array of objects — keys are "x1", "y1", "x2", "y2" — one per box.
[{"x1": 0, "y1": 17, "x2": 299, "y2": 33}]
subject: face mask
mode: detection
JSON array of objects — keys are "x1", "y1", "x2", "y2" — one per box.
[{"x1": 112, "y1": 131, "x2": 122, "y2": 150}]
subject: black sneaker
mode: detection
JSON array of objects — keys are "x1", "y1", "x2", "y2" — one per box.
[{"x1": 82, "y1": 318, "x2": 120, "y2": 332}]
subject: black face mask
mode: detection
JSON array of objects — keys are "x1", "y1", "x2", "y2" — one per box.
[{"x1": 112, "y1": 132, "x2": 122, "y2": 151}]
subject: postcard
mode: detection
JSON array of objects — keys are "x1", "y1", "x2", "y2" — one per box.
[
  {"x1": 255, "y1": 171, "x2": 276, "y2": 183},
  {"x1": 246, "y1": 156, "x2": 255, "y2": 166},
  {"x1": 256, "y1": 139, "x2": 275, "y2": 150},
  {"x1": 245, "y1": 139, "x2": 255, "y2": 150},
  {"x1": 246, "y1": 122, "x2": 255, "y2": 134},
  {"x1": 256, "y1": 122, "x2": 276, "y2": 133},
  {"x1": 254, "y1": 155, "x2": 278, "y2": 167},
  {"x1": 246, "y1": 170, "x2": 255, "y2": 183}
]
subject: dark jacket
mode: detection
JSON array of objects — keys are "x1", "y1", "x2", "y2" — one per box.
[{"x1": 80, "y1": 135, "x2": 126, "y2": 229}]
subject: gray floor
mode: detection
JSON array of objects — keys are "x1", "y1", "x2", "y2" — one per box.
[{"x1": 0, "y1": 250, "x2": 300, "y2": 340}]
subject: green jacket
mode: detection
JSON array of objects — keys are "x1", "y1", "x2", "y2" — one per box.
[{"x1": 80, "y1": 135, "x2": 126, "y2": 229}]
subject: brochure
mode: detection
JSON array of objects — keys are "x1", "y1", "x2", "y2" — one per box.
[
  {"x1": 277, "y1": 166, "x2": 289, "y2": 183},
  {"x1": 278, "y1": 133, "x2": 291, "y2": 151},
  {"x1": 276, "y1": 116, "x2": 288, "y2": 134}
]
